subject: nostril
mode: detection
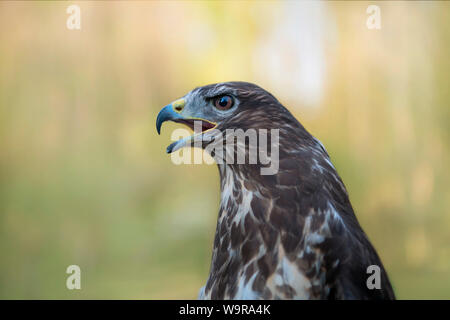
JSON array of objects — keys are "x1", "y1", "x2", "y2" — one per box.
[{"x1": 172, "y1": 99, "x2": 185, "y2": 113}]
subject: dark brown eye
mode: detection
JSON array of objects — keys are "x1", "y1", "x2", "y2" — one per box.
[{"x1": 214, "y1": 95, "x2": 234, "y2": 110}]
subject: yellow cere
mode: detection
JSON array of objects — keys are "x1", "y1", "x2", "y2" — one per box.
[{"x1": 172, "y1": 99, "x2": 185, "y2": 113}]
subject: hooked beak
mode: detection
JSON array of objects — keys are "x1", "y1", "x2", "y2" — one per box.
[
  {"x1": 156, "y1": 98, "x2": 217, "y2": 153},
  {"x1": 156, "y1": 100, "x2": 184, "y2": 135}
]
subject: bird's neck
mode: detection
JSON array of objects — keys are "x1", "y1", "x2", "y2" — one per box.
[
  {"x1": 200, "y1": 165, "x2": 267, "y2": 299},
  {"x1": 217, "y1": 163, "x2": 256, "y2": 223}
]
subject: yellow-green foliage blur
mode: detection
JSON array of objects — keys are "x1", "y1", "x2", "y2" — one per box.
[{"x1": 0, "y1": 1, "x2": 449, "y2": 299}]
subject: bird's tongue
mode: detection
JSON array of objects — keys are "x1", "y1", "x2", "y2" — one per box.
[{"x1": 198, "y1": 121, "x2": 216, "y2": 133}]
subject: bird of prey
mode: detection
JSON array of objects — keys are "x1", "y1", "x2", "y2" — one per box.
[{"x1": 156, "y1": 81, "x2": 395, "y2": 300}]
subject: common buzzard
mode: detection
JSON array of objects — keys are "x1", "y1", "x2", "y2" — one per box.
[{"x1": 156, "y1": 82, "x2": 395, "y2": 300}]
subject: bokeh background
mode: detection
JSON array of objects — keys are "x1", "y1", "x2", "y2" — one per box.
[{"x1": 0, "y1": 1, "x2": 449, "y2": 299}]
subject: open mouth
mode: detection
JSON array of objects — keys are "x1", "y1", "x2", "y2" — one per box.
[
  {"x1": 165, "y1": 118, "x2": 217, "y2": 154},
  {"x1": 156, "y1": 104, "x2": 218, "y2": 154},
  {"x1": 172, "y1": 119, "x2": 217, "y2": 133}
]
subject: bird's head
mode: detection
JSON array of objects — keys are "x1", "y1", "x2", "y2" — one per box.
[{"x1": 156, "y1": 81, "x2": 300, "y2": 156}]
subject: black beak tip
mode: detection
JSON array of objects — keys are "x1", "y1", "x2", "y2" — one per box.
[
  {"x1": 156, "y1": 104, "x2": 175, "y2": 135},
  {"x1": 156, "y1": 115, "x2": 163, "y2": 135},
  {"x1": 166, "y1": 142, "x2": 175, "y2": 154}
]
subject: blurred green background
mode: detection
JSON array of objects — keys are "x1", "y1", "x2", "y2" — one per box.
[{"x1": 0, "y1": 1, "x2": 449, "y2": 299}]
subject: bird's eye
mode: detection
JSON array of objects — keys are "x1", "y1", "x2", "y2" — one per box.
[{"x1": 214, "y1": 95, "x2": 234, "y2": 110}]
